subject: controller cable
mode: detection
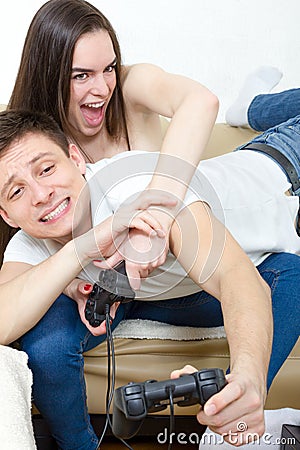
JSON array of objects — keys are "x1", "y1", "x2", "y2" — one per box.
[
  {"x1": 166, "y1": 385, "x2": 175, "y2": 450},
  {"x1": 96, "y1": 304, "x2": 176, "y2": 450},
  {"x1": 97, "y1": 305, "x2": 133, "y2": 450}
]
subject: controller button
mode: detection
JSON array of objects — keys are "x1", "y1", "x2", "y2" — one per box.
[
  {"x1": 125, "y1": 385, "x2": 142, "y2": 395},
  {"x1": 127, "y1": 398, "x2": 145, "y2": 416},
  {"x1": 199, "y1": 370, "x2": 216, "y2": 381},
  {"x1": 201, "y1": 383, "x2": 218, "y2": 401}
]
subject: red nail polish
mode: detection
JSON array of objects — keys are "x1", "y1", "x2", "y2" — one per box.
[{"x1": 84, "y1": 284, "x2": 92, "y2": 291}]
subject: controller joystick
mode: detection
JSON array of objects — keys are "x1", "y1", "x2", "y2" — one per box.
[
  {"x1": 112, "y1": 368, "x2": 227, "y2": 439},
  {"x1": 85, "y1": 260, "x2": 135, "y2": 327}
]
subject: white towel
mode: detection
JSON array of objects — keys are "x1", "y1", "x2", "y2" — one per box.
[
  {"x1": 0, "y1": 345, "x2": 37, "y2": 450},
  {"x1": 199, "y1": 408, "x2": 300, "y2": 449},
  {"x1": 113, "y1": 319, "x2": 226, "y2": 340}
]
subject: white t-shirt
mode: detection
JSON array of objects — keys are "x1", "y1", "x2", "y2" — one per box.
[{"x1": 4, "y1": 150, "x2": 300, "y2": 300}]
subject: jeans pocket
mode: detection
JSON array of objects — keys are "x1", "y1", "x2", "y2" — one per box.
[{"x1": 259, "y1": 268, "x2": 280, "y2": 293}]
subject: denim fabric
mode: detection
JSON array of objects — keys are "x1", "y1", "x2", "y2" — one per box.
[
  {"x1": 237, "y1": 115, "x2": 300, "y2": 195},
  {"x1": 21, "y1": 252, "x2": 300, "y2": 449},
  {"x1": 248, "y1": 88, "x2": 300, "y2": 131}
]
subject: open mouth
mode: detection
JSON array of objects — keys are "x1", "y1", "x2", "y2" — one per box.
[
  {"x1": 40, "y1": 198, "x2": 70, "y2": 222},
  {"x1": 80, "y1": 101, "x2": 105, "y2": 126}
]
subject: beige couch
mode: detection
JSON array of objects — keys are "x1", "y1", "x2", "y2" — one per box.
[{"x1": 83, "y1": 122, "x2": 300, "y2": 416}]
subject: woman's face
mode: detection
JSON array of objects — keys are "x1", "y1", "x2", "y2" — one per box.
[{"x1": 68, "y1": 30, "x2": 117, "y2": 139}]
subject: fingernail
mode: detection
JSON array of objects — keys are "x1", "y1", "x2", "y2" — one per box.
[
  {"x1": 156, "y1": 229, "x2": 166, "y2": 238},
  {"x1": 205, "y1": 404, "x2": 217, "y2": 416},
  {"x1": 84, "y1": 284, "x2": 92, "y2": 291}
]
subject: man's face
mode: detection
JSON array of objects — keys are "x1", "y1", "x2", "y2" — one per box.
[{"x1": 0, "y1": 132, "x2": 87, "y2": 243}]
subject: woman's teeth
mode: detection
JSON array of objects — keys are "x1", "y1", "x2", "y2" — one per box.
[
  {"x1": 84, "y1": 102, "x2": 104, "y2": 108},
  {"x1": 41, "y1": 199, "x2": 69, "y2": 222}
]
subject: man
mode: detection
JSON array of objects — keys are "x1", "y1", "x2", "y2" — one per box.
[{"x1": 0, "y1": 110, "x2": 299, "y2": 449}]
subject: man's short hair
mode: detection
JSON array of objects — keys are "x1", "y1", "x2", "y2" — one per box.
[{"x1": 0, "y1": 110, "x2": 70, "y2": 158}]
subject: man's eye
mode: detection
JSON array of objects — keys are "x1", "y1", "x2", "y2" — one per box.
[
  {"x1": 10, "y1": 187, "x2": 22, "y2": 199},
  {"x1": 42, "y1": 165, "x2": 55, "y2": 175}
]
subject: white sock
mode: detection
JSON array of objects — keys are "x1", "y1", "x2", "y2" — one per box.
[{"x1": 225, "y1": 66, "x2": 283, "y2": 127}]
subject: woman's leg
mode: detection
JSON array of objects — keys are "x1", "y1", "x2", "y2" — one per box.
[
  {"x1": 248, "y1": 89, "x2": 300, "y2": 131},
  {"x1": 237, "y1": 114, "x2": 300, "y2": 185},
  {"x1": 225, "y1": 66, "x2": 283, "y2": 129},
  {"x1": 20, "y1": 294, "x2": 127, "y2": 450}
]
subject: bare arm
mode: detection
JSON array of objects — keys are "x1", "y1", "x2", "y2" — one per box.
[
  {"x1": 0, "y1": 242, "x2": 84, "y2": 344},
  {"x1": 122, "y1": 63, "x2": 219, "y2": 279},
  {"x1": 124, "y1": 63, "x2": 219, "y2": 202},
  {"x1": 0, "y1": 192, "x2": 176, "y2": 344},
  {"x1": 169, "y1": 201, "x2": 272, "y2": 443}
]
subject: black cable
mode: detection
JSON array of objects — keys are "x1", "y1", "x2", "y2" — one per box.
[
  {"x1": 96, "y1": 307, "x2": 112, "y2": 447},
  {"x1": 97, "y1": 305, "x2": 134, "y2": 450},
  {"x1": 166, "y1": 386, "x2": 175, "y2": 450}
]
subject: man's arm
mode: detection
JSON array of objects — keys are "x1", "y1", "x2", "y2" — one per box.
[
  {"x1": 0, "y1": 192, "x2": 175, "y2": 344},
  {"x1": 0, "y1": 241, "x2": 86, "y2": 344},
  {"x1": 169, "y1": 201, "x2": 272, "y2": 444}
]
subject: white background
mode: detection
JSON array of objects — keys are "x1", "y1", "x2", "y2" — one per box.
[{"x1": 0, "y1": 0, "x2": 299, "y2": 122}]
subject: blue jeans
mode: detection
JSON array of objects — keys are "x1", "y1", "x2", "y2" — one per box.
[
  {"x1": 248, "y1": 88, "x2": 300, "y2": 131},
  {"x1": 21, "y1": 253, "x2": 300, "y2": 450},
  {"x1": 237, "y1": 115, "x2": 300, "y2": 195}
]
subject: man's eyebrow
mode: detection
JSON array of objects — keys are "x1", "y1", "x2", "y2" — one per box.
[
  {"x1": 72, "y1": 57, "x2": 117, "y2": 73},
  {"x1": 0, "y1": 152, "x2": 54, "y2": 198},
  {"x1": 1, "y1": 175, "x2": 16, "y2": 199}
]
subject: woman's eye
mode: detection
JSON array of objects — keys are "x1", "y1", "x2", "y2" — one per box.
[
  {"x1": 74, "y1": 73, "x2": 88, "y2": 80},
  {"x1": 105, "y1": 64, "x2": 116, "y2": 73}
]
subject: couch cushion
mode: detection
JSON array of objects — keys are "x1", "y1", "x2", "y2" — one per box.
[{"x1": 84, "y1": 336, "x2": 300, "y2": 413}]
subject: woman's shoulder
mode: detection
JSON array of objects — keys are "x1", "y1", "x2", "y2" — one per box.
[{"x1": 121, "y1": 63, "x2": 164, "y2": 95}]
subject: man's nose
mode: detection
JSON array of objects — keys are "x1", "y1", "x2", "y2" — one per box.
[{"x1": 31, "y1": 182, "x2": 53, "y2": 205}]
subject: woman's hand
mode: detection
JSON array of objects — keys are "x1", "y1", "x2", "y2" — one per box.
[
  {"x1": 95, "y1": 228, "x2": 168, "y2": 290},
  {"x1": 64, "y1": 278, "x2": 120, "y2": 336},
  {"x1": 74, "y1": 190, "x2": 177, "y2": 266}
]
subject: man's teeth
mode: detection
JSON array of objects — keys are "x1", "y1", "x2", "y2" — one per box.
[
  {"x1": 84, "y1": 102, "x2": 104, "y2": 108},
  {"x1": 41, "y1": 199, "x2": 69, "y2": 222}
]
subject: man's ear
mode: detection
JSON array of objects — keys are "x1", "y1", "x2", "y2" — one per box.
[
  {"x1": 0, "y1": 208, "x2": 19, "y2": 228},
  {"x1": 68, "y1": 144, "x2": 86, "y2": 175}
]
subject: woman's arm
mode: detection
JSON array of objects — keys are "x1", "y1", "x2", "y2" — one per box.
[
  {"x1": 123, "y1": 63, "x2": 219, "y2": 200},
  {"x1": 121, "y1": 64, "x2": 219, "y2": 280}
]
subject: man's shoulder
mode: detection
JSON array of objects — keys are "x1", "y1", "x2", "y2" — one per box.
[
  {"x1": 85, "y1": 150, "x2": 157, "y2": 179},
  {"x1": 4, "y1": 230, "x2": 51, "y2": 265}
]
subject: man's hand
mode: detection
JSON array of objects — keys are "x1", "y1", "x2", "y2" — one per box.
[
  {"x1": 64, "y1": 279, "x2": 120, "y2": 336},
  {"x1": 74, "y1": 190, "x2": 177, "y2": 267},
  {"x1": 171, "y1": 365, "x2": 266, "y2": 446}
]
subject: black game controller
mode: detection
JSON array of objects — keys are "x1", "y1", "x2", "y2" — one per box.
[
  {"x1": 84, "y1": 260, "x2": 135, "y2": 327},
  {"x1": 112, "y1": 368, "x2": 227, "y2": 439}
]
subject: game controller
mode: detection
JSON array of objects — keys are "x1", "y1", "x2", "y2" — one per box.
[
  {"x1": 84, "y1": 260, "x2": 135, "y2": 327},
  {"x1": 112, "y1": 368, "x2": 227, "y2": 439}
]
